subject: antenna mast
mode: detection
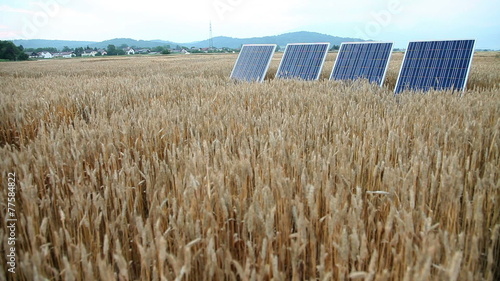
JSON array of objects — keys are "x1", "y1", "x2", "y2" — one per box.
[{"x1": 209, "y1": 21, "x2": 214, "y2": 50}]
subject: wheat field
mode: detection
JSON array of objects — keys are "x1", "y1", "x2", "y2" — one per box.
[{"x1": 0, "y1": 52, "x2": 499, "y2": 281}]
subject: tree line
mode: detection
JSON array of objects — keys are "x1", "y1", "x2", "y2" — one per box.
[
  {"x1": 21, "y1": 44, "x2": 171, "y2": 56},
  {"x1": 1, "y1": 40, "x2": 249, "y2": 61}
]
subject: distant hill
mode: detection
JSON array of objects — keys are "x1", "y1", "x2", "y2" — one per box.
[
  {"x1": 11, "y1": 31, "x2": 365, "y2": 50},
  {"x1": 11, "y1": 38, "x2": 176, "y2": 50},
  {"x1": 12, "y1": 39, "x2": 97, "y2": 50},
  {"x1": 193, "y1": 31, "x2": 365, "y2": 49},
  {"x1": 87, "y1": 38, "x2": 177, "y2": 49}
]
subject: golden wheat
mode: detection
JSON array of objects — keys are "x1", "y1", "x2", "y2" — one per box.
[{"x1": 0, "y1": 52, "x2": 499, "y2": 281}]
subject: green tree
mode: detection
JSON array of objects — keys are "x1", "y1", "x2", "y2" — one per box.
[
  {"x1": 0, "y1": 40, "x2": 29, "y2": 61},
  {"x1": 74, "y1": 47, "x2": 84, "y2": 57},
  {"x1": 18, "y1": 52, "x2": 29, "y2": 60},
  {"x1": 330, "y1": 45, "x2": 340, "y2": 51},
  {"x1": 0, "y1": 41, "x2": 18, "y2": 60},
  {"x1": 152, "y1": 46, "x2": 165, "y2": 53},
  {"x1": 35, "y1": 47, "x2": 58, "y2": 53},
  {"x1": 107, "y1": 44, "x2": 117, "y2": 55},
  {"x1": 62, "y1": 46, "x2": 72, "y2": 52}
]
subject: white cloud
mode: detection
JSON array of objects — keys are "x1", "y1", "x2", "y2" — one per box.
[{"x1": 0, "y1": 4, "x2": 36, "y2": 15}]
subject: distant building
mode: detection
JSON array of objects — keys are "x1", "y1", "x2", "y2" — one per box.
[
  {"x1": 81, "y1": 49, "x2": 98, "y2": 57},
  {"x1": 38, "y1": 51, "x2": 53, "y2": 59},
  {"x1": 25, "y1": 52, "x2": 38, "y2": 58},
  {"x1": 135, "y1": 48, "x2": 150, "y2": 54},
  {"x1": 123, "y1": 47, "x2": 135, "y2": 55},
  {"x1": 97, "y1": 49, "x2": 107, "y2": 55},
  {"x1": 53, "y1": 51, "x2": 75, "y2": 58}
]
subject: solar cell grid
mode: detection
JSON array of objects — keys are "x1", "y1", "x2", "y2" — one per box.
[
  {"x1": 394, "y1": 39, "x2": 475, "y2": 94},
  {"x1": 230, "y1": 44, "x2": 276, "y2": 82},
  {"x1": 330, "y1": 42, "x2": 393, "y2": 86},
  {"x1": 276, "y1": 43, "x2": 330, "y2": 80}
]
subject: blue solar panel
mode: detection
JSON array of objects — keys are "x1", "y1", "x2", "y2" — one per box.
[
  {"x1": 276, "y1": 43, "x2": 330, "y2": 80},
  {"x1": 330, "y1": 42, "x2": 393, "y2": 86},
  {"x1": 394, "y1": 39, "x2": 475, "y2": 94},
  {"x1": 230, "y1": 44, "x2": 277, "y2": 82}
]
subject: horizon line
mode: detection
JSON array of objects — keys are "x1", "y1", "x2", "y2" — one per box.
[{"x1": 7, "y1": 31, "x2": 365, "y2": 44}]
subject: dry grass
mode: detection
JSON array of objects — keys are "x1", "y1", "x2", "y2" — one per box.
[{"x1": 0, "y1": 52, "x2": 499, "y2": 281}]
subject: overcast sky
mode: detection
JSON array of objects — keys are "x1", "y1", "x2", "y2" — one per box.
[{"x1": 1, "y1": 0, "x2": 499, "y2": 49}]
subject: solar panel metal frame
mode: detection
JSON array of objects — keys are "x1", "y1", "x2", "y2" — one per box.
[
  {"x1": 276, "y1": 42, "x2": 330, "y2": 80},
  {"x1": 330, "y1": 41, "x2": 394, "y2": 86},
  {"x1": 230, "y1": 44, "x2": 277, "y2": 83},
  {"x1": 394, "y1": 39, "x2": 476, "y2": 94}
]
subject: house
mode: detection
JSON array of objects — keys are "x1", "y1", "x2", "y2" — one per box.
[
  {"x1": 135, "y1": 48, "x2": 150, "y2": 54},
  {"x1": 123, "y1": 47, "x2": 135, "y2": 55},
  {"x1": 97, "y1": 49, "x2": 107, "y2": 56},
  {"x1": 53, "y1": 52, "x2": 75, "y2": 58},
  {"x1": 38, "y1": 51, "x2": 53, "y2": 59},
  {"x1": 181, "y1": 49, "x2": 190, "y2": 55},
  {"x1": 25, "y1": 52, "x2": 38, "y2": 58},
  {"x1": 81, "y1": 49, "x2": 98, "y2": 57}
]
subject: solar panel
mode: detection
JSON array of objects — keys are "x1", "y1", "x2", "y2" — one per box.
[
  {"x1": 230, "y1": 44, "x2": 277, "y2": 82},
  {"x1": 330, "y1": 42, "x2": 393, "y2": 86},
  {"x1": 394, "y1": 39, "x2": 475, "y2": 94},
  {"x1": 276, "y1": 43, "x2": 330, "y2": 80}
]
